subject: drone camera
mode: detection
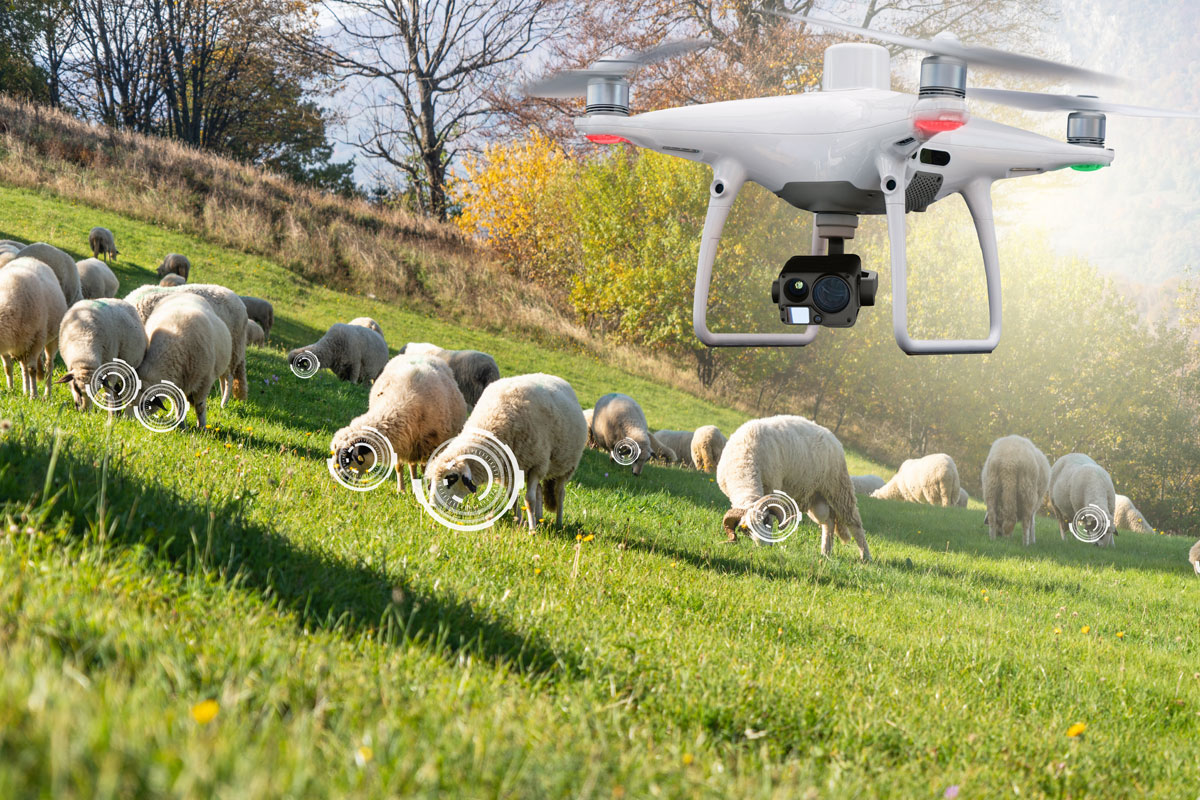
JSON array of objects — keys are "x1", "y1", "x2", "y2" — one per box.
[{"x1": 771, "y1": 254, "x2": 877, "y2": 328}]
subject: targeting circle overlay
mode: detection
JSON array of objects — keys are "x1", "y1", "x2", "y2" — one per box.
[
  {"x1": 327, "y1": 426, "x2": 396, "y2": 492},
  {"x1": 414, "y1": 429, "x2": 524, "y2": 531},
  {"x1": 744, "y1": 491, "x2": 802, "y2": 545},
  {"x1": 612, "y1": 437, "x2": 641, "y2": 467},
  {"x1": 1070, "y1": 504, "x2": 1113, "y2": 544},
  {"x1": 86, "y1": 359, "x2": 140, "y2": 411},
  {"x1": 291, "y1": 350, "x2": 320, "y2": 379},
  {"x1": 133, "y1": 381, "x2": 188, "y2": 432}
]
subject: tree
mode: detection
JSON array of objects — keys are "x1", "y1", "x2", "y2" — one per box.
[
  {"x1": 72, "y1": 0, "x2": 163, "y2": 132},
  {"x1": 0, "y1": 0, "x2": 52, "y2": 102},
  {"x1": 292, "y1": 0, "x2": 564, "y2": 220}
]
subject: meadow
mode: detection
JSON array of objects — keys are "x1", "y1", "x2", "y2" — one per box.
[{"x1": 1, "y1": 183, "x2": 1198, "y2": 798}]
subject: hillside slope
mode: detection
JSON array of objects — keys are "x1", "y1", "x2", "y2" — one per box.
[{"x1": 0, "y1": 186, "x2": 1198, "y2": 798}]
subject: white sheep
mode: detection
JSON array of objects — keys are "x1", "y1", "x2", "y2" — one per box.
[
  {"x1": 55, "y1": 298, "x2": 147, "y2": 411},
  {"x1": 426, "y1": 373, "x2": 588, "y2": 529},
  {"x1": 590, "y1": 392, "x2": 675, "y2": 475},
  {"x1": 582, "y1": 407, "x2": 601, "y2": 449},
  {"x1": 655, "y1": 430, "x2": 695, "y2": 468},
  {"x1": 330, "y1": 354, "x2": 468, "y2": 493},
  {"x1": 1190, "y1": 538, "x2": 1200, "y2": 576},
  {"x1": 288, "y1": 322, "x2": 388, "y2": 384},
  {"x1": 1114, "y1": 494, "x2": 1153, "y2": 534},
  {"x1": 850, "y1": 474, "x2": 886, "y2": 495},
  {"x1": 871, "y1": 453, "x2": 963, "y2": 507},
  {"x1": 15, "y1": 242, "x2": 83, "y2": 305},
  {"x1": 126, "y1": 283, "x2": 248, "y2": 403},
  {"x1": 160, "y1": 274, "x2": 186, "y2": 287},
  {"x1": 957, "y1": 487, "x2": 970, "y2": 508},
  {"x1": 76, "y1": 258, "x2": 119, "y2": 299},
  {"x1": 136, "y1": 293, "x2": 232, "y2": 429},
  {"x1": 399, "y1": 342, "x2": 500, "y2": 407},
  {"x1": 717, "y1": 415, "x2": 870, "y2": 561},
  {"x1": 0, "y1": 253, "x2": 16, "y2": 268},
  {"x1": 350, "y1": 317, "x2": 383, "y2": 337},
  {"x1": 88, "y1": 227, "x2": 119, "y2": 263},
  {"x1": 691, "y1": 425, "x2": 727, "y2": 474},
  {"x1": 981, "y1": 435, "x2": 1050, "y2": 545},
  {"x1": 0, "y1": 258, "x2": 67, "y2": 398},
  {"x1": 0, "y1": 239, "x2": 25, "y2": 252},
  {"x1": 245, "y1": 319, "x2": 265, "y2": 346},
  {"x1": 239, "y1": 296, "x2": 274, "y2": 341},
  {"x1": 1049, "y1": 453, "x2": 1117, "y2": 547},
  {"x1": 157, "y1": 254, "x2": 191, "y2": 280}
]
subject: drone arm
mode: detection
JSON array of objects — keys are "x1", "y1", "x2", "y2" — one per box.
[
  {"x1": 883, "y1": 159, "x2": 1002, "y2": 355},
  {"x1": 693, "y1": 160, "x2": 818, "y2": 347}
]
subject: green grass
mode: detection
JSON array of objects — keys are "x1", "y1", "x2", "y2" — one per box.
[{"x1": 1, "y1": 184, "x2": 1198, "y2": 798}]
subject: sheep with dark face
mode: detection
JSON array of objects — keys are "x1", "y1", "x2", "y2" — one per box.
[
  {"x1": 157, "y1": 253, "x2": 191, "y2": 280},
  {"x1": 399, "y1": 341, "x2": 500, "y2": 407},
  {"x1": 425, "y1": 374, "x2": 587, "y2": 529},
  {"x1": 88, "y1": 227, "x2": 119, "y2": 263},
  {"x1": 718, "y1": 415, "x2": 869, "y2": 561},
  {"x1": 55, "y1": 298, "x2": 147, "y2": 411},
  {"x1": 288, "y1": 321, "x2": 388, "y2": 384}
]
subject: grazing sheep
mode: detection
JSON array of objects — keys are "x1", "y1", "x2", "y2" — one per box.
[
  {"x1": 136, "y1": 294, "x2": 232, "y2": 429},
  {"x1": 55, "y1": 298, "x2": 147, "y2": 411},
  {"x1": 245, "y1": 319, "x2": 265, "y2": 346},
  {"x1": 957, "y1": 487, "x2": 970, "y2": 507},
  {"x1": 0, "y1": 258, "x2": 67, "y2": 398},
  {"x1": 1114, "y1": 494, "x2": 1154, "y2": 534},
  {"x1": 655, "y1": 430, "x2": 695, "y2": 468},
  {"x1": 76, "y1": 258, "x2": 119, "y2": 299},
  {"x1": 717, "y1": 415, "x2": 870, "y2": 561},
  {"x1": 691, "y1": 425, "x2": 727, "y2": 474},
  {"x1": 288, "y1": 322, "x2": 388, "y2": 384},
  {"x1": 159, "y1": 273, "x2": 186, "y2": 287},
  {"x1": 871, "y1": 453, "x2": 963, "y2": 507},
  {"x1": 157, "y1": 253, "x2": 191, "y2": 280},
  {"x1": 590, "y1": 392, "x2": 675, "y2": 475},
  {"x1": 350, "y1": 317, "x2": 383, "y2": 337},
  {"x1": 1190, "y1": 539, "x2": 1200, "y2": 576},
  {"x1": 981, "y1": 435, "x2": 1050, "y2": 546},
  {"x1": 239, "y1": 296, "x2": 274, "y2": 341},
  {"x1": 399, "y1": 342, "x2": 500, "y2": 407},
  {"x1": 15, "y1": 242, "x2": 83, "y2": 305},
  {"x1": 426, "y1": 373, "x2": 587, "y2": 530},
  {"x1": 1049, "y1": 453, "x2": 1117, "y2": 547},
  {"x1": 88, "y1": 227, "x2": 119, "y2": 263},
  {"x1": 330, "y1": 354, "x2": 468, "y2": 493},
  {"x1": 126, "y1": 283, "x2": 248, "y2": 403},
  {"x1": 851, "y1": 474, "x2": 886, "y2": 495}
]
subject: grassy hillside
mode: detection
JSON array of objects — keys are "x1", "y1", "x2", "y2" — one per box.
[{"x1": 1, "y1": 184, "x2": 1198, "y2": 799}]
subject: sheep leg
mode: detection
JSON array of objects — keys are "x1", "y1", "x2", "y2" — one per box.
[
  {"x1": 41, "y1": 345, "x2": 56, "y2": 399},
  {"x1": 2, "y1": 355, "x2": 12, "y2": 391},
  {"x1": 524, "y1": 483, "x2": 539, "y2": 531},
  {"x1": 232, "y1": 358, "x2": 248, "y2": 402},
  {"x1": 1025, "y1": 510, "x2": 1037, "y2": 547},
  {"x1": 819, "y1": 522, "x2": 835, "y2": 557},
  {"x1": 219, "y1": 375, "x2": 231, "y2": 408},
  {"x1": 554, "y1": 480, "x2": 566, "y2": 528},
  {"x1": 194, "y1": 396, "x2": 208, "y2": 430}
]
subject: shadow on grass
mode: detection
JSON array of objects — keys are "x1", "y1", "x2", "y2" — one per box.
[
  {"x1": 571, "y1": 450, "x2": 727, "y2": 512},
  {"x1": 860, "y1": 498, "x2": 1190, "y2": 577},
  {"x1": 0, "y1": 424, "x2": 581, "y2": 682}
]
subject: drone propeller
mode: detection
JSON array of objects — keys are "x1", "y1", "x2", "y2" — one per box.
[
  {"x1": 523, "y1": 38, "x2": 712, "y2": 99},
  {"x1": 966, "y1": 88, "x2": 1200, "y2": 118},
  {"x1": 771, "y1": 12, "x2": 1120, "y2": 86}
]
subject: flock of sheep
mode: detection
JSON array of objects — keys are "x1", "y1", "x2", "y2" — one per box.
[{"x1": 2, "y1": 226, "x2": 1198, "y2": 575}]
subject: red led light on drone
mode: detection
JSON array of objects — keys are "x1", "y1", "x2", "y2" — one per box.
[
  {"x1": 913, "y1": 117, "x2": 966, "y2": 135},
  {"x1": 586, "y1": 134, "x2": 631, "y2": 145}
]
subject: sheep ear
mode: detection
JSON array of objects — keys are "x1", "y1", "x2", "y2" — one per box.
[
  {"x1": 444, "y1": 473, "x2": 460, "y2": 488},
  {"x1": 54, "y1": 372, "x2": 73, "y2": 385}
]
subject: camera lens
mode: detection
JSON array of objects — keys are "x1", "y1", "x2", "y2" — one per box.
[
  {"x1": 812, "y1": 275, "x2": 851, "y2": 314},
  {"x1": 783, "y1": 277, "x2": 809, "y2": 303}
]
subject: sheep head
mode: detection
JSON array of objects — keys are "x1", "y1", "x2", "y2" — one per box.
[{"x1": 430, "y1": 457, "x2": 479, "y2": 502}]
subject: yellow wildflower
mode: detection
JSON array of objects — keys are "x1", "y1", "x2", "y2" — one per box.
[{"x1": 191, "y1": 699, "x2": 219, "y2": 725}]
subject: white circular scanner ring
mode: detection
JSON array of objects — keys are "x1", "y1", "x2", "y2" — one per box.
[
  {"x1": 327, "y1": 426, "x2": 396, "y2": 492},
  {"x1": 1070, "y1": 504, "x2": 1112, "y2": 544},
  {"x1": 612, "y1": 437, "x2": 641, "y2": 467},
  {"x1": 133, "y1": 381, "x2": 188, "y2": 432},
  {"x1": 744, "y1": 491, "x2": 802, "y2": 545},
  {"x1": 414, "y1": 429, "x2": 524, "y2": 531},
  {"x1": 86, "y1": 359, "x2": 140, "y2": 411},
  {"x1": 291, "y1": 350, "x2": 320, "y2": 379}
]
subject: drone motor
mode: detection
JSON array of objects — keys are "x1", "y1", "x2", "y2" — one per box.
[
  {"x1": 1067, "y1": 106, "x2": 1106, "y2": 147},
  {"x1": 585, "y1": 68, "x2": 630, "y2": 116}
]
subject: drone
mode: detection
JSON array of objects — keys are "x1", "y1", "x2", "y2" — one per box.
[{"x1": 526, "y1": 14, "x2": 1200, "y2": 355}]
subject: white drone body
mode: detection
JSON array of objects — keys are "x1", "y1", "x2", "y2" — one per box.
[{"x1": 528, "y1": 19, "x2": 1196, "y2": 355}]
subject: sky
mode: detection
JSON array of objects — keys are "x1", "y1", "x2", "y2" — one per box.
[{"x1": 323, "y1": 0, "x2": 1200, "y2": 281}]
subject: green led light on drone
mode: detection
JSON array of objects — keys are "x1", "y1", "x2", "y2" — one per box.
[{"x1": 1069, "y1": 163, "x2": 1106, "y2": 172}]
